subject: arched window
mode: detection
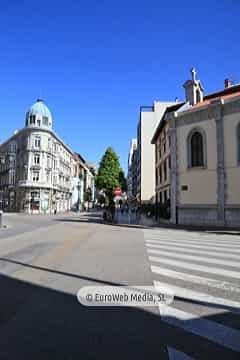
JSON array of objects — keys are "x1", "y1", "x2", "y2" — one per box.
[
  {"x1": 237, "y1": 123, "x2": 240, "y2": 163},
  {"x1": 30, "y1": 115, "x2": 36, "y2": 125},
  {"x1": 191, "y1": 132, "x2": 203, "y2": 167},
  {"x1": 187, "y1": 128, "x2": 206, "y2": 168},
  {"x1": 196, "y1": 89, "x2": 201, "y2": 103}
]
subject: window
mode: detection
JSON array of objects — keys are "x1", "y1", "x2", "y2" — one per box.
[
  {"x1": 43, "y1": 116, "x2": 48, "y2": 126},
  {"x1": 188, "y1": 128, "x2": 206, "y2": 168},
  {"x1": 159, "y1": 166, "x2": 162, "y2": 184},
  {"x1": 32, "y1": 171, "x2": 39, "y2": 182},
  {"x1": 164, "y1": 160, "x2": 167, "y2": 181},
  {"x1": 34, "y1": 136, "x2": 41, "y2": 148},
  {"x1": 191, "y1": 132, "x2": 204, "y2": 167},
  {"x1": 30, "y1": 115, "x2": 36, "y2": 124},
  {"x1": 237, "y1": 123, "x2": 240, "y2": 163},
  {"x1": 34, "y1": 154, "x2": 40, "y2": 165},
  {"x1": 31, "y1": 191, "x2": 40, "y2": 199},
  {"x1": 169, "y1": 156, "x2": 171, "y2": 169},
  {"x1": 37, "y1": 119, "x2": 41, "y2": 127},
  {"x1": 164, "y1": 190, "x2": 167, "y2": 203},
  {"x1": 196, "y1": 89, "x2": 201, "y2": 103},
  {"x1": 47, "y1": 156, "x2": 51, "y2": 168}
]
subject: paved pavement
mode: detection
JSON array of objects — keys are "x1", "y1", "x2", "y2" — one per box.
[{"x1": 0, "y1": 211, "x2": 239, "y2": 359}]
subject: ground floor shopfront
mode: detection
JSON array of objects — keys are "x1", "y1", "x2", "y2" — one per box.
[{"x1": 0, "y1": 187, "x2": 72, "y2": 214}]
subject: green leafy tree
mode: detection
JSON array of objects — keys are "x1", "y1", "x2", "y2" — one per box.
[
  {"x1": 97, "y1": 194, "x2": 106, "y2": 205},
  {"x1": 95, "y1": 147, "x2": 122, "y2": 204},
  {"x1": 119, "y1": 170, "x2": 127, "y2": 193}
]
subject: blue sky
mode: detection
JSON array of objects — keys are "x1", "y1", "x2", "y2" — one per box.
[{"x1": 0, "y1": 0, "x2": 239, "y2": 173}]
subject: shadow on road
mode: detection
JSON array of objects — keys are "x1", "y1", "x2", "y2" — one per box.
[
  {"x1": 56, "y1": 212, "x2": 240, "y2": 236},
  {"x1": 0, "y1": 271, "x2": 238, "y2": 359},
  {"x1": 55, "y1": 212, "x2": 153, "y2": 230}
]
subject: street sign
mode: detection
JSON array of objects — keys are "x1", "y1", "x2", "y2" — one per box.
[{"x1": 114, "y1": 187, "x2": 122, "y2": 196}]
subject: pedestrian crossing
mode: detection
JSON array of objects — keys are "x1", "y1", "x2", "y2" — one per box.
[{"x1": 143, "y1": 229, "x2": 240, "y2": 360}]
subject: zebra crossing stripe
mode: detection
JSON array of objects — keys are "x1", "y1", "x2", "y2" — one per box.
[
  {"x1": 144, "y1": 230, "x2": 240, "y2": 243},
  {"x1": 167, "y1": 347, "x2": 194, "y2": 360},
  {"x1": 145, "y1": 241, "x2": 240, "y2": 260},
  {"x1": 154, "y1": 280, "x2": 240, "y2": 314},
  {"x1": 145, "y1": 233, "x2": 240, "y2": 245},
  {"x1": 149, "y1": 256, "x2": 240, "y2": 279},
  {"x1": 145, "y1": 239, "x2": 240, "y2": 253},
  {"x1": 147, "y1": 248, "x2": 240, "y2": 268},
  {"x1": 151, "y1": 265, "x2": 240, "y2": 293},
  {"x1": 156, "y1": 302, "x2": 240, "y2": 353},
  {"x1": 145, "y1": 237, "x2": 240, "y2": 249}
]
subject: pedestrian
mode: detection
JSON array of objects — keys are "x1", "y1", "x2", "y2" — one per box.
[{"x1": 110, "y1": 203, "x2": 115, "y2": 223}]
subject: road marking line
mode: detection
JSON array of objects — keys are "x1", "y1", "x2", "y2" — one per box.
[
  {"x1": 146, "y1": 242, "x2": 240, "y2": 260},
  {"x1": 145, "y1": 239, "x2": 240, "y2": 253},
  {"x1": 151, "y1": 265, "x2": 240, "y2": 293},
  {"x1": 147, "y1": 249, "x2": 240, "y2": 268},
  {"x1": 167, "y1": 347, "x2": 194, "y2": 360},
  {"x1": 144, "y1": 230, "x2": 240, "y2": 242},
  {"x1": 149, "y1": 256, "x2": 240, "y2": 279},
  {"x1": 145, "y1": 233, "x2": 240, "y2": 242},
  {"x1": 154, "y1": 280, "x2": 240, "y2": 313},
  {"x1": 156, "y1": 300, "x2": 240, "y2": 353},
  {"x1": 145, "y1": 237, "x2": 240, "y2": 248}
]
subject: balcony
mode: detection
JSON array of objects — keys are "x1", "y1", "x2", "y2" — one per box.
[{"x1": 18, "y1": 180, "x2": 53, "y2": 189}]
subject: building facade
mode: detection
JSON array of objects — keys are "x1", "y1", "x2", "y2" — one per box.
[
  {"x1": 152, "y1": 69, "x2": 240, "y2": 227},
  {"x1": 127, "y1": 138, "x2": 137, "y2": 200},
  {"x1": 71, "y1": 153, "x2": 96, "y2": 210},
  {"x1": 152, "y1": 102, "x2": 185, "y2": 218},
  {"x1": 136, "y1": 101, "x2": 174, "y2": 204},
  {"x1": 0, "y1": 99, "x2": 74, "y2": 214}
]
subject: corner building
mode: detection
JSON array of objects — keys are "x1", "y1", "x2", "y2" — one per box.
[{"x1": 0, "y1": 99, "x2": 74, "y2": 214}]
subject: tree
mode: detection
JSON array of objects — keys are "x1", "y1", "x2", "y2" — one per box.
[
  {"x1": 97, "y1": 193, "x2": 106, "y2": 206},
  {"x1": 119, "y1": 170, "x2": 127, "y2": 193},
  {"x1": 95, "y1": 147, "x2": 122, "y2": 204}
]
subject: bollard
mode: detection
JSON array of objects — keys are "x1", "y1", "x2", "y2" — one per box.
[{"x1": 0, "y1": 210, "x2": 3, "y2": 228}]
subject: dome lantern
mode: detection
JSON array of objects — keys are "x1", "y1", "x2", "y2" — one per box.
[{"x1": 25, "y1": 98, "x2": 53, "y2": 129}]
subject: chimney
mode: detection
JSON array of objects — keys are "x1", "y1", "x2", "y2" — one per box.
[{"x1": 224, "y1": 79, "x2": 231, "y2": 89}]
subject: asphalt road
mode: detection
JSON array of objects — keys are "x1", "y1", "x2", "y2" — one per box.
[{"x1": 0, "y1": 211, "x2": 239, "y2": 360}]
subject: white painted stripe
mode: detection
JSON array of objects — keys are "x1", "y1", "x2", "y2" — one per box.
[
  {"x1": 144, "y1": 230, "x2": 240, "y2": 243},
  {"x1": 157, "y1": 302, "x2": 240, "y2": 353},
  {"x1": 147, "y1": 249, "x2": 240, "y2": 268},
  {"x1": 149, "y1": 256, "x2": 240, "y2": 279},
  {"x1": 146, "y1": 242, "x2": 240, "y2": 260},
  {"x1": 145, "y1": 233, "x2": 240, "y2": 243},
  {"x1": 167, "y1": 347, "x2": 194, "y2": 360},
  {"x1": 151, "y1": 265, "x2": 240, "y2": 293},
  {"x1": 146, "y1": 242, "x2": 240, "y2": 266},
  {"x1": 145, "y1": 237, "x2": 240, "y2": 248},
  {"x1": 154, "y1": 280, "x2": 240, "y2": 313},
  {"x1": 145, "y1": 239, "x2": 240, "y2": 253}
]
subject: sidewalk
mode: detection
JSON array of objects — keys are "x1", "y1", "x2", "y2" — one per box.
[
  {"x1": 115, "y1": 210, "x2": 240, "y2": 235},
  {"x1": 115, "y1": 210, "x2": 155, "y2": 227}
]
